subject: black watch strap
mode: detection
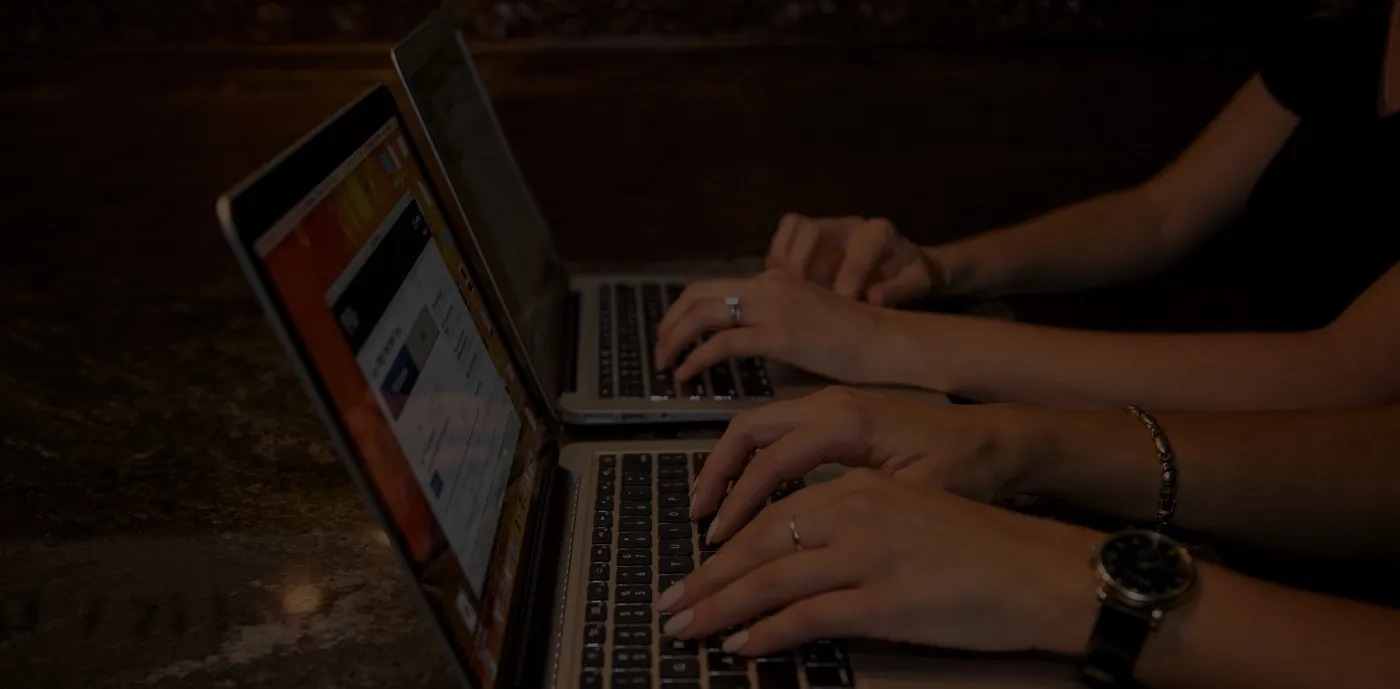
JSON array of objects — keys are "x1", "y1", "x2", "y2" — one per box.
[{"x1": 1076, "y1": 600, "x2": 1151, "y2": 689}]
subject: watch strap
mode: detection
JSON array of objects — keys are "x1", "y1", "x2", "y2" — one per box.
[{"x1": 1076, "y1": 599, "x2": 1151, "y2": 689}]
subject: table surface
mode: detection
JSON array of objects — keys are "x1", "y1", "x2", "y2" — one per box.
[{"x1": 0, "y1": 43, "x2": 1383, "y2": 688}]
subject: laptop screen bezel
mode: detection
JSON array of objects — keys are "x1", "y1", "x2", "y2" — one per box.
[
  {"x1": 391, "y1": 10, "x2": 570, "y2": 416},
  {"x1": 216, "y1": 84, "x2": 558, "y2": 689}
]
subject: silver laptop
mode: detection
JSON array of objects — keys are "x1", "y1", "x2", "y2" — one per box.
[
  {"x1": 215, "y1": 86, "x2": 1080, "y2": 689},
  {"x1": 389, "y1": 11, "x2": 841, "y2": 426}
]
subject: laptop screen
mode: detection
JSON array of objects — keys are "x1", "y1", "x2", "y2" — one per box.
[
  {"x1": 239, "y1": 97, "x2": 548, "y2": 689},
  {"x1": 402, "y1": 30, "x2": 567, "y2": 400}
]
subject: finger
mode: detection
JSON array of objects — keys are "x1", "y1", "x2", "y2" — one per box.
[
  {"x1": 655, "y1": 297, "x2": 738, "y2": 371},
  {"x1": 660, "y1": 476, "x2": 860, "y2": 613},
  {"x1": 708, "y1": 413, "x2": 865, "y2": 545},
  {"x1": 785, "y1": 219, "x2": 825, "y2": 281},
  {"x1": 663, "y1": 546, "x2": 861, "y2": 641},
  {"x1": 692, "y1": 397, "x2": 832, "y2": 519},
  {"x1": 867, "y1": 263, "x2": 932, "y2": 307},
  {"x1": 832, "y1": 219, "x2": 891, "y2": 299},
  {"x1": 724, "y1": 589, "x2": 872, "y2": 657},
  {"x1": 658, "y1": 278, "x2": 750, "y2": 342},
  {"x1": 674, "y1": 328, "x2": 771, "y2": 382},
  {"x1": 767, "y1": 213, "x2": 804, "y2": 270}
]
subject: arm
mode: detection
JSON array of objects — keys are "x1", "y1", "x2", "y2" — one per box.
[
  {"x1": 880, "y1": 261, "x2": 1400, "y2": 410},
  {"x1": 1009, "y1": 403, "x2": 1400, "y2": 558},
  {"x1": 931, "y1": 75, "x2": 1298, "y2": 298}
]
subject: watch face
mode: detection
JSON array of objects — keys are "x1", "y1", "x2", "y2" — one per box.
[{"x1": 1099, "y1": 530, "x2": 1195, "y2": 603}]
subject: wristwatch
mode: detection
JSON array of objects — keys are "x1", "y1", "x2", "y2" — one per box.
[{"x1": 1077, "y1": 529, "x2": 1197, "y2": 688}]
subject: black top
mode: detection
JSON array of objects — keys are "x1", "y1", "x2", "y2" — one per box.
[{"x1": 1242, "y1": 0, "x2": 1400, "y2": 329}]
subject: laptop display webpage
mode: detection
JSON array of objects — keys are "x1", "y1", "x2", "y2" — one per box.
[
  {"x1": 253, "y1": 115, "x2": 546, "y2": 689},
  {"x1": 405, "y1": 36, "x2": 566, "y2": 397}
]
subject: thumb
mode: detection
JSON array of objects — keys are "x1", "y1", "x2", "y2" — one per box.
[{"x1": 866, "y1": 265, "x2": 932, "y2": 306}]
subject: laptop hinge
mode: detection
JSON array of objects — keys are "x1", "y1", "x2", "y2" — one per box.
[
  {"x1": 504, "y1": 461, "x2": 574, "y2": 689},
  {"x1": 559, "y1": 289, "x2": 581, "y2": 394}
]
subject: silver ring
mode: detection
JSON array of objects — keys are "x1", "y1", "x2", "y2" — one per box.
[
  {"x1": 725, "y1": 296, "x2": 743, "y2": 327},
  {"x1": 788, "y1": 515, "x2": 804, "y2": 552}
]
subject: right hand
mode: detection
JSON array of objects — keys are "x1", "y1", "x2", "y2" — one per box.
[
  {"x1": 692, "y1": 386, "x2": 1037, "y2": 545},
  {"x1": 766, "y1": 213, "x2": 947, "y2": 306}
]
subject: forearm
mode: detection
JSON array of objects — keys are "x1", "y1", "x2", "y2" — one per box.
[
  {"x1": 882, "y1": 310, "x2": 1385, "y2": 411},
  {"x1": 1038, "y1": 555, "x2": 1400, "y2": 689},
  {"x1": 1016, "y1": 405, "x2": 1400, "y2": 558},
  {"x1": 931, "y1": 187, "x2": 1181, "y2": 298}
]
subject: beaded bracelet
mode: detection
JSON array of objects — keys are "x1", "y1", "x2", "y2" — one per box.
[{"x1": 1122, "y1": 405, "x2": 1177, "y2": 531}]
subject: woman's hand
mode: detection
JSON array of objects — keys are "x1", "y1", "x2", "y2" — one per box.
[
  {"x1": 655, "y1": 270, "x2": 902, "y2": 384},
  {"x1": 658, "y1": 470, "x2": 1100, "y2": 657},
  {"x1": 766, "y1": 214, "x2": 947, "y2": 306},
  {"x1": 692, "y1": 387, "x2": 1040, "y2": 544}
]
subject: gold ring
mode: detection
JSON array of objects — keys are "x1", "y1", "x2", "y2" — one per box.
[{"x1": 788, "y1": 515, "x2": 803, "y2": 552}]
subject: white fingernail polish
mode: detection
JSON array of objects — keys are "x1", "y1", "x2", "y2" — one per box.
[
  {"x1": 722, "y1": 630, "x2": 750, "y2": 653},
  {"x1": 705, "y1": 519, "x2": 722, "y2": 546},
  {"x1": 663, "y1": 609, "x2": 693, "y2": 637},
  {"x1": 657, "y1": 582, "x2": 685, "y2": 612}
]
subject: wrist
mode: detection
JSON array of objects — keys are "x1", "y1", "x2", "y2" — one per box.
[{"x1": 1024, "y1": 524, "x2": 1104, "y2": 657}]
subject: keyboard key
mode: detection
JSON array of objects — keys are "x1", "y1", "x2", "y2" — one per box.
[
  {"x1": 682, "y1": 377, "x2": 708, "y2": 399},
  {"x1": 599, "y1": 467, "x2": 616, "y2": 481},
  {"x1": 660, "y1": 493, "x2": 689, "y2": 509},
  {"x1": 659, "y1": 466, "x2": 688, "y2": 480},
  {"x1": 705, "y1": 635, "x2": 726, "y2": 651},
  {"x1": 615, "y1": 625, "x2": 653, "y2": 647},
  {"x1": 617, "y1": 549, "x2": 651, "y2": 566},
  {"x1": 591, "y1": 546, "x2": 610, "y2": 562},
  {"x1": 599, "y1": 454, "x2": 617, "y2": 469},
  {"x1": 651, "y1": 371, "x2": 674, "y2": 398},
  {"x1": 584, "y1": 623, "x2": 606, "y2": 646},
  {"x1": 708, "y1": 650, "x2": 747, "y2": 674},
  {"x1": 756, "y1": 652, "x2": 795, "y2": 663},
  {"x1": 619, "y1": 532, "x2": 651, "y2": 548},
  {"x1": 581, "y1": 670, "x2": 603, "y2": 689},
  {"x1": 617, "y1": 585, "x2": 652, "y2": 604},
  {"x1": 582, "y1": 646, "x2": 604, "y2": 668},
  {"x1": 612, "y1": 671, "x2": 651, "y2": 689},
  {"x1": 659, "y1": 538, "x2": 693, "y2": 556},
  {"x1": 659, "y1": 556, "x2": 694, "y2": 575},
  {"x1": 616, "y1": 605, "x2": 652, "y2": 625},
  {"x1": 620, "y1": 516, "x2": 651, "y2": 532},
  {"x1": 623, "y1": 487, "x2": 651, "y2": 502},
  {"x1": 658, "y1": 453, "x2": 688, "y2": 467},
  {"x1": 621, "y1": 501, "x2": 653, "y2": 517},
  {"x1": 592, "y1": 527, "x2": 612, "y2": 544},
  {"x1": 617, "y1": 566, "x2": 653, "y2": 585},
  {"x1": 660, "y1": 574, "x2": 685, "y2": 591},
  {"x1": 708, "y1": 364, "x2": 738, "y2": 398},
  {"x1": 598, "y1": 481, "x2": 615, "y2": 497},
  {"x1": 588, "y1": 583, "x2": 608, "y2": 601},
  {"x1": 613, "y1": 648, "x2": 651, "y2": 668},
  {"x1": 658, "y1": 478, "x2": 688, "y2": 494},
  {"x1": 586, "y1": 602, "x2": 606, "y2": 622},
  {"x1": 661, "y1": 636, "x2": 699, "y2": 657},
  {"x1": 805, "y1": 666, "x2": 853, "y2": 687},
  {"x1": 756, "y1": 660, "x2": 800, "y2": 689},
  {"x1": 661, "y1": 657, "x2": 701, "y2": 679},
  {"x1": 594, "y1": 512, "x2": 613, "y2": 528},
  {"x1": 595, "y1": 494, "x2": 613, "y2": 511},
  {"x1": 659, "y1": 523, "x2": 692, "y2": 539},
  {"x1": 623, "y1": 453, "x2": 653, "y2": 473},
  {"x1": 659, "y1": 507, "x2": 690, "y2": 523},
  {"x1": 622, "y1": 472, "x2": 650, "y2": 487},
  {"x1": 801, "y1": 641, "x2": 849, "y2": 666},
  {"x1": 708, "y1": 675, "x2": 751, "y2": 689},
  {"x1": 589, "y1": 563, "x2": 609, "y2": 581}
]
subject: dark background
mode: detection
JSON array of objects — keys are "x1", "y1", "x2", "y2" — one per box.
[{"x1": 0, "y1": 3, "x2": 1322, "y2": 687}]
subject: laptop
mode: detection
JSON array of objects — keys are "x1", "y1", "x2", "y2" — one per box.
[
  {"x1": 388, "y1": 11, "x2": 846, "y2": 426},
  {"x1": 215, "y1": 86, "x2": 1081, "y2": 689}
]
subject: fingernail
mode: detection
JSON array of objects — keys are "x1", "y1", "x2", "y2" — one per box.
[
  {"x1": 662, "y1": 609, "x2": 693, "y2": 637},
  {"x1": 705, "y1": 518, "x2": 722, "y2": 546},
  {"x1": 657, "y1": 582, "x2": 685, "y2": 612},
  {"x1": 722, "y1": 630, "x2": 750, "y2": 653}
]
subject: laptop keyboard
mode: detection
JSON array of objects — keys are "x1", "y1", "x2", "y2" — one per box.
[
  {"x1": 583, "y1": 452, "x2": 855, "y2": 689},
  {"x1": 597, "y1": 283, "x2": 775, "y2": 401}
]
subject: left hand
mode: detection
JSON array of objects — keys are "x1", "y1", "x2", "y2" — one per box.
[
  {"x1": 655, "y1": 269, "x2": 898, "y2": 384},
  {"x1": 656, "y1": 470, "x2": 1100, "y2": 658}
]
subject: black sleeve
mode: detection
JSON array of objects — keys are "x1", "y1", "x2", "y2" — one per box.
[{"x1": 1258, "y1": 20, "x2": 1331, "y2": 117}]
